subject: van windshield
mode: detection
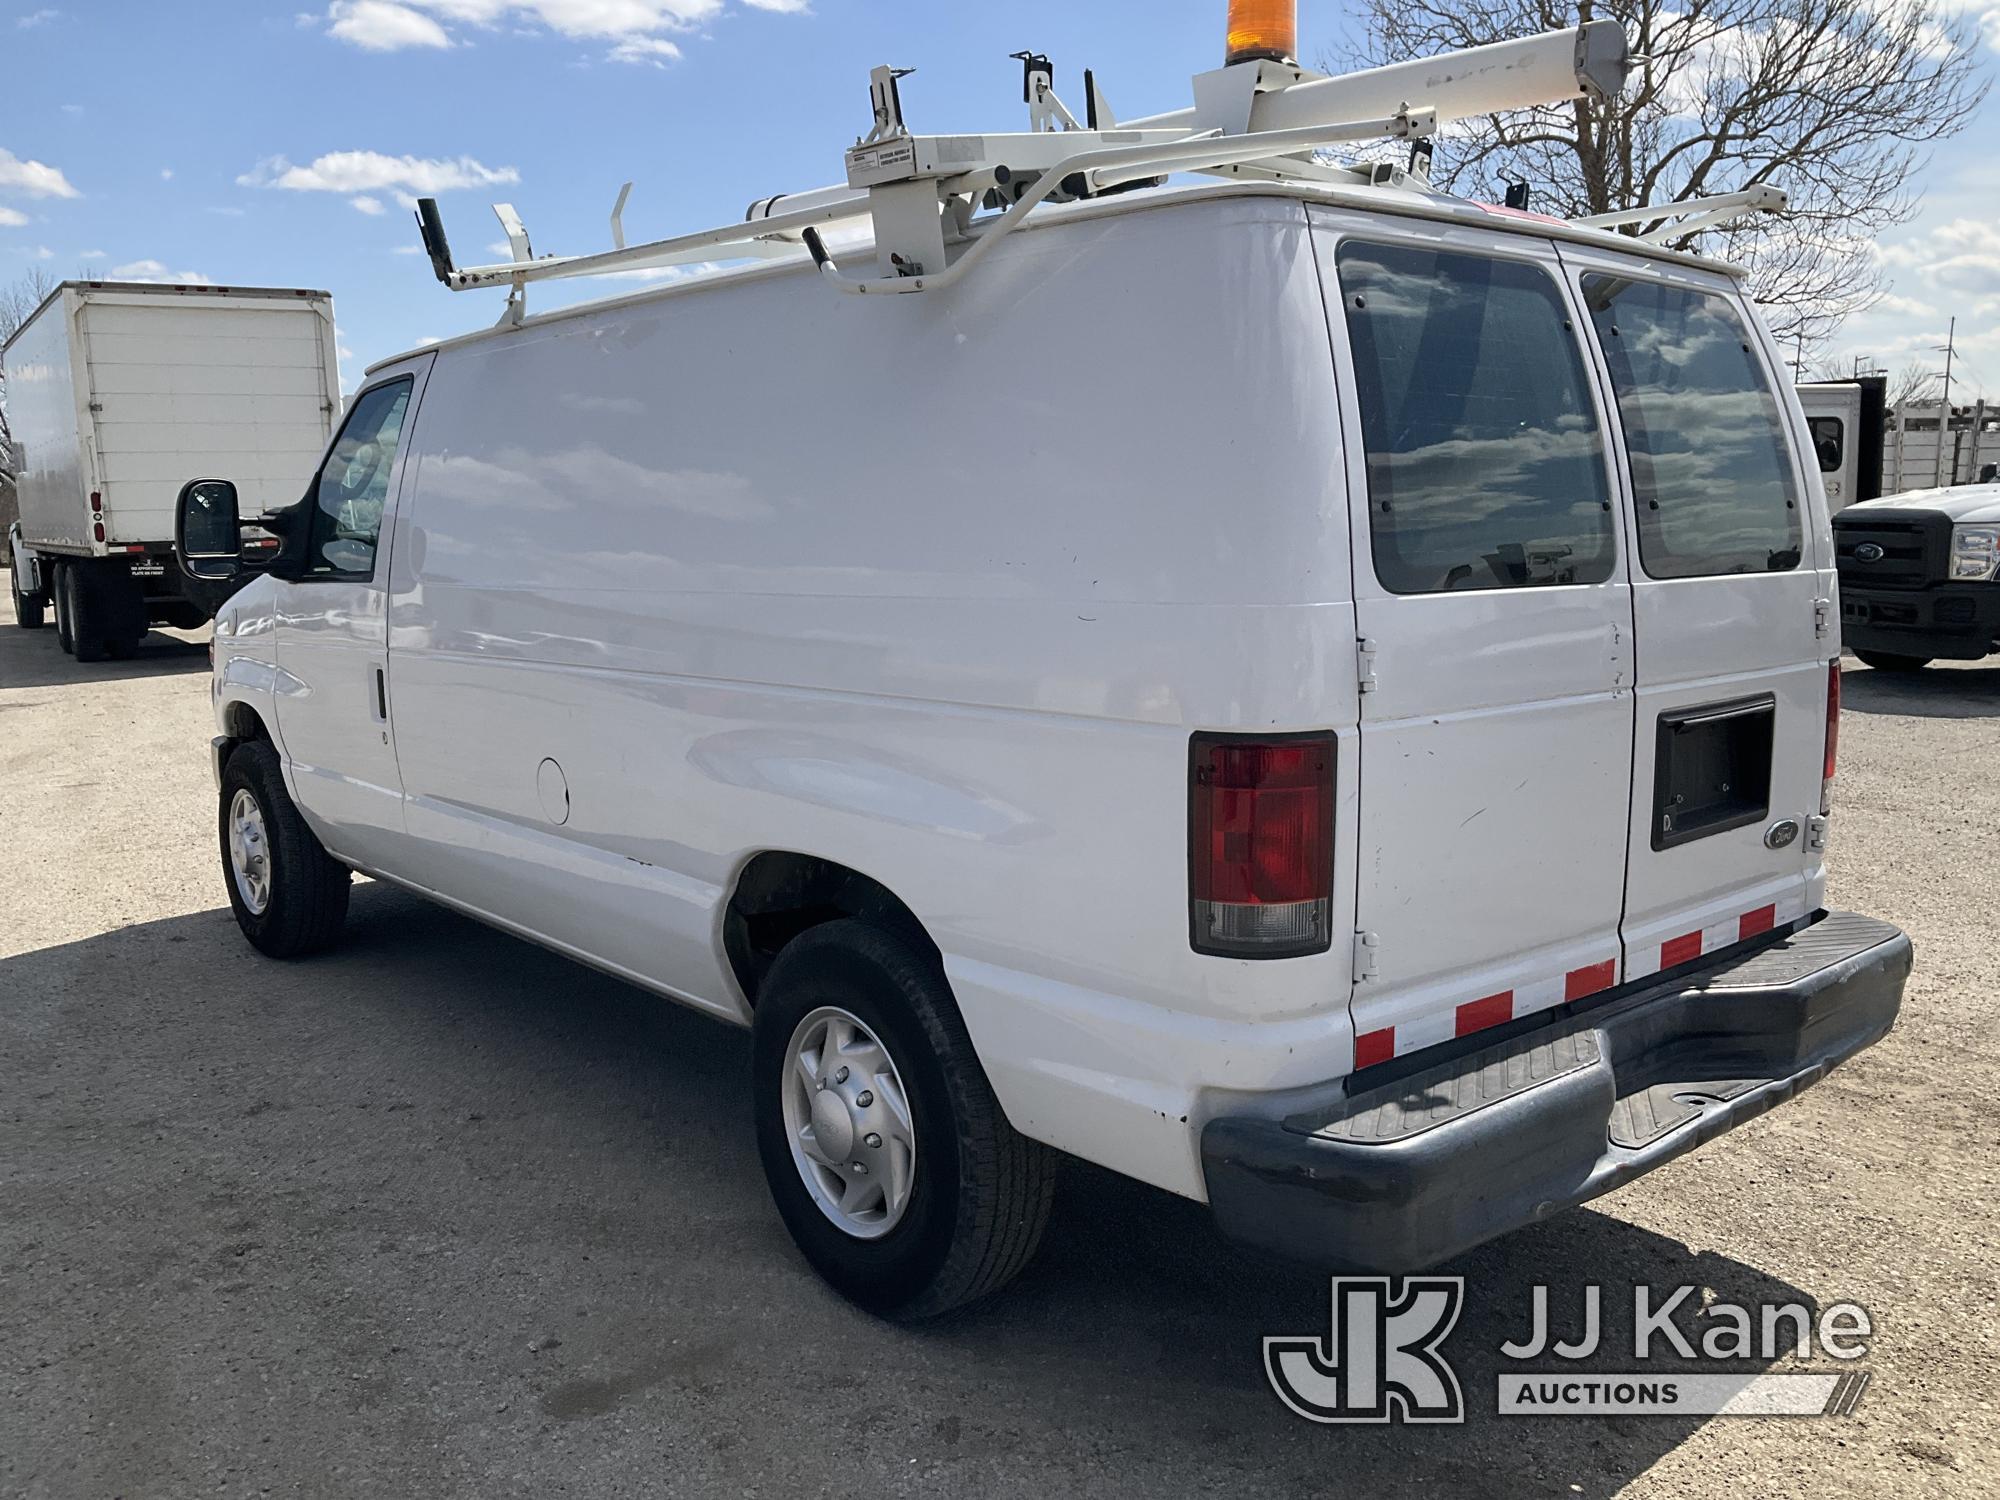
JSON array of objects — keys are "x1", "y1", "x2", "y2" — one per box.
[
  {"x1": 1580, "y1": 276, "x2": 1802, "y2": 577},
  {"x1": 1337, "y1": 240, "x2": 1615, "y2": 595}
]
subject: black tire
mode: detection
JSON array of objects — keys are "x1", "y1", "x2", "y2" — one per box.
[
  {"x1": 52, "y1": 563, "x2": 75, "y2": 655},
  {"x1": 9, "y1": 563, "x2": 44, "y2": 629},
  {"x1": 65, "y1": 563, "x2": 107, "y2": 663},
  {"x1": 753, "y1": 920, "x2": 1056, "y2": 1320},
  {"x1": 218, "y1": 739, "x2": 352, "y2": 958},
  {"x1": 1854, "y1": 649, "x2": 1931, "y2": 673}
]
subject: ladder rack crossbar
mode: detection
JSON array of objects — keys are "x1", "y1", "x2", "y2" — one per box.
[{"x1": 438, "y1": 110, "x2": 1434, "y2": 298}]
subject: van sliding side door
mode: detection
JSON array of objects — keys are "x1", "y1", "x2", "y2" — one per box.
[
  {"x1": 1555, "y1": 243, "x2": 1827, "y2": 985},
  {"x1": 1311, "y1": 210, "x2": 1638, "y2": 1069}
]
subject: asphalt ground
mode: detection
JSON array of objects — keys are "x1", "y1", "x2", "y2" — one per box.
[{"x1": 2, "y1": 590, "x2": 1995, "y2": 1497}]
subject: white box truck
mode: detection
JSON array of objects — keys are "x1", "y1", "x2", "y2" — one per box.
[{"x1": 5, "y1": 281, "x2": 339, "y2": 660}]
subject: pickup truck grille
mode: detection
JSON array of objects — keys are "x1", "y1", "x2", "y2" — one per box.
[{"x1": 1833, "y1": 514, "x2": 1945, "y2": 590}]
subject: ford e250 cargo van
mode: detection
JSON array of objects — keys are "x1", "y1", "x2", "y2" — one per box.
[{"x1": 173, "y1": 21, "x2": 1911, "y2": 1318}]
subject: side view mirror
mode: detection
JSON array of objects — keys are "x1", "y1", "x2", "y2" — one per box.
[{"x1": 176, "y1": 478, "x2": 243, "y2": 581}]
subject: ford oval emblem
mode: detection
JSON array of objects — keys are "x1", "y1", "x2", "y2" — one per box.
[
  {"x1": 1854, "y1": 543, "x2": 1885, "y2": 563},
  {"x1": 1765, "y1": 819, "x2": 1801, "y2": 850}
]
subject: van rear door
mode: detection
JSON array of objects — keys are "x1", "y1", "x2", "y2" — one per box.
[
  {"x1": 1558, "y1": 244, "x2": 1828, "y2": 984},
  {"x1": 1312, "y1": 211, "x2": 1638, "y2": 1068}
]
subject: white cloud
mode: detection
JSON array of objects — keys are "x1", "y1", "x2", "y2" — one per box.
[
  {"x1": 160, "y1": 168, "x2": 174, "y2": 181},
  {"x1": 31, "y1": 245, "x2": 53, "y2": 259},
  {"x1": 327, "y1": 0, "x2": 452, "y2": 49},
  {"x1": 607, "y1": 34, "x2": 679, "y2": 64},
  {"x1": 0, "y1": 205, "x2": 26, "y2": 226},
  {"x1": 239, "y1": 150, "x2": 518, "y2": 196},
  {"x1": 59, "y1": 103, "x2": 82, "y2": 115},
  {"x1": 350, "y1": 194, "x2": 387, "y2": 214},
  {"x1": 111, "y1": 258, "x2": 215, "y2": 285},
  {"x1": 391, "y1": 243, "x2": 425, "y2": 253},
  {"x1": 0, "y1": 147, "x2": 80, "y2": 199},
  {"x1": 313, "y1": 0, "x2": 802, "y2": 57},
  {"x1": 16, "y1": 8, "x2": 59, "y2": 27},
  {"x1": 79, "y1": 247, "x2": 105, "y2": 258},
  {"x1": 1834, "y1": 211, "x2": 2000, "y2": 395}
]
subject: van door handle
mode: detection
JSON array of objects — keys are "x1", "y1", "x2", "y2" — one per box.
[{"x1": 373, "y1": 667, "x2": 388, "y2": 722}]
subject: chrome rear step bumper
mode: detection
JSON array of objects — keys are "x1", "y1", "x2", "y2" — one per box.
[{"x1": 1201, "y1": 911, "x2": 1911, "y2": 1271}]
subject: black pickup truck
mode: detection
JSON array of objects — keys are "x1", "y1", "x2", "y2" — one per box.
[{"x1": 1834, "y1": 484, "x2": 2000, "y2": 670}]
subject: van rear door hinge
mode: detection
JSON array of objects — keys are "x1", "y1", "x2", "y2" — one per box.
[
  {"x1": 1352, "y1": 930, "x2": 1380, "y2": 981},
  {"x1": 1356, "y1": 637, "x2": 1378, "y2": 694},
  {"x1": 1814, "y1": 597, "x2": 1833, "y2": 640}
]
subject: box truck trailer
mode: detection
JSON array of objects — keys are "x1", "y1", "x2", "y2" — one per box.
[{"x1": 4, "y1": 281, "x2": 339, "y2": 660}]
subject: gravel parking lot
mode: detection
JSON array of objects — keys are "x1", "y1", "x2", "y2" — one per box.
[{"x1": 3, "y1": 593, "x2": 1996, "y2": 1498}]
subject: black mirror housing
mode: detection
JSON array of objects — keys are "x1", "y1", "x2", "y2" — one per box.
[{"x1": 176, "y1": 478, "x2": 244, "y2": 581}]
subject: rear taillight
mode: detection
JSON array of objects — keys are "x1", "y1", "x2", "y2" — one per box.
[
  {"x1": 1190, "y1": 732, "x2": 1334, "y2": 958},
  {"x1": 1821, "y1": 660, "x2": 1840, "y2": 814}
]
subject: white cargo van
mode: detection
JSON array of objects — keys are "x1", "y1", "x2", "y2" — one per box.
[
  {"x1": 173, "y1": 15, "x2": 1909, "y2": 1317},
  {"x1": 4, "y1": 281, "x2": 339, "y2": 660}
]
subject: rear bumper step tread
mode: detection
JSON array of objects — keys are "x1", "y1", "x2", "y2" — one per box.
[{"x1": 1201, "y1": 910, "x2": 1911, "y2": 1273}]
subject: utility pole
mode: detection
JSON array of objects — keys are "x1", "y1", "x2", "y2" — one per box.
[{"x1": 1934, "y1": 318, "x2": 1957, "y2": 487}]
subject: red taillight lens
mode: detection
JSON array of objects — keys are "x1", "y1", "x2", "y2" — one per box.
[
  {"x1": 1190, "y1": 733, "x2": 1334, "y2": 958},
  {"x1": 92, "y1": 520, "x2": 106, "y2": 543},
  {"x1": 1821, "y1": 661, "x2": 1840, "y2": 813},
  {"x1": 90, "y1": 490, "x2": 102, "y2": 513}
]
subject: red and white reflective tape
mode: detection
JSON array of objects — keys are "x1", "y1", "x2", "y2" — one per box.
[
  {"x1": 1625, "y1": 892, "x2": 1811, "y2": 984},
  {"x1": 1354, "y1": 953, "x2": 1619, "y2": 1069},
  {"x1": 1352, "y1": 894, "x2": 1809, "y2": 1070}
]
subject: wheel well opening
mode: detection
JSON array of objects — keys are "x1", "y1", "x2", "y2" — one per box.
[
  {"x1": 222, "y1": 702, "x2": 270, "y2": 744},
  {"x1": 725, "y1": 852, "x2": 938, "y2": 1007}
]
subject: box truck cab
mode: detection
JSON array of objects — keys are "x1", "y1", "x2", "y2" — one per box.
[{"x1": 173, "y1": 17, "x2": 1908, "y2": 1318}]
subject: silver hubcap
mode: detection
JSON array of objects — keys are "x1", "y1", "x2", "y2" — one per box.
[
  {"x1": 227, "y1": 788, "x2": 272, "y2": 916},
  {"x1": 781, "y1": 1006, "x2": 916, "y2": 1239}
]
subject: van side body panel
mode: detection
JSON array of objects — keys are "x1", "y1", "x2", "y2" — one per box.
[{"x1": 382, "y1": 199, "x2": 1361, "y2": 1197}]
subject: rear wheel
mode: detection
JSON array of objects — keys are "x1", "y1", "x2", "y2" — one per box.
[
  {"x1": 64, "y1": 563, "x2": 107, "y2": 662},
  {"x1": 218, "y1": 739, "x2": 351, "y2": 958},
  {"x1": 8, "y1": 562, "x2": 44, "y2": 629},
  {"x1": 1854, "y1": 649, "x2": 1931, "y2": 672},
  {"x1": 52, "y1": 563, "x2": 75, "y2": 655},
  {"x1": 752, "y1": 920, "x2": 1055, "y2": 1320}
]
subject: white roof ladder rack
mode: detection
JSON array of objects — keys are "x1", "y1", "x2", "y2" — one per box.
[
  {"x1": 1572, "y1": 184, "x2": 1790, "y2": 244},
  {"x1": 413, "y1": 20, "x2": 1642, "y2": 315}
]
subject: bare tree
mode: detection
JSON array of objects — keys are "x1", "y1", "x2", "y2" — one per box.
[
  {"x1": 1335, "y1": 0, "x2": 1991, "y2": 354},
  {"x1": 1, "y1": 266, "x2": 62, "y2": 525},
  {"x1": 1887, "y1": 357, "x2": 1941, "y2": 407}
]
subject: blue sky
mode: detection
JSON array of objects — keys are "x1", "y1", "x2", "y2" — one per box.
[{"x1": 4, "y1": 1, "x2": 1995, "y2": 397}]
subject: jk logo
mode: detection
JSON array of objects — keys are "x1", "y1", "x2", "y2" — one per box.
[{"x1": 1265, "y1": 1277, "x2": 1466, "y2": 1424}]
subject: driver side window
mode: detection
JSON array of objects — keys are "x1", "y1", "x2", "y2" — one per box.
[{"x1": 305, "y1": 378, "x2": 414, "y2": 580}]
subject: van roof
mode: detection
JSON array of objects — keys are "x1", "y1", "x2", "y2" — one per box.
[{"x1": 366, "y1": 179, "x2": 1744, "y2": 378}]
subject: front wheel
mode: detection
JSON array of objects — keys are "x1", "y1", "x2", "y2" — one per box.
[
  {"x1": 1854, "y1": 649, "x2": 1932, "y2": 672},
  {"x1": 753, "y1": 920, "x2": 1055, "y2": 1320},
  {"x1": 218, "y1": 740, "x2": 352, "y2": 958}
]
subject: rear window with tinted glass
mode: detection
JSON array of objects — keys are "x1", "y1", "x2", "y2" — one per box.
[
  {"x1": 1581, "y1": 276, "x2": 1802, "y2": 578},
  {"x1": 1338, "y1": 240, "x2": 1615, "y2": 595}
]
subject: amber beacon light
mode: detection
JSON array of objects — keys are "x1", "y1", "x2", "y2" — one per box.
[{"x1": 1226, "y1": 0, "x2": 1299, "y2": 64}]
